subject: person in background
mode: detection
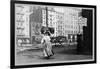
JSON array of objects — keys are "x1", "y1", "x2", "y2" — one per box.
[{"x1": 41, "y1": 31, "x2": 54, "y2": 59}]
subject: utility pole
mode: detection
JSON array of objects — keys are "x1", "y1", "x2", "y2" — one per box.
[{"x1": 46, "y1": 7, "x2": 48, "y2": 30}]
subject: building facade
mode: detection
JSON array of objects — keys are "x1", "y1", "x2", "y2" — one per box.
[
  {"x1": 15, "y1": 4, "x2": 88, "y2": 47},
  {"x1": 41, "y1": 7, "x2": 87, "y2": 38},
  {"x1": 42, "y1": 7, "x2": 64, "y2": 37},
  {"x1": 30, "y1": 6, "x2": 43, "y2": 45},
  {"x1": 15, "y1": 4, "x2": 33, "y2": 47},
  {"x1": 63, "y1": 8, "x2": 87, "y2": 41}
]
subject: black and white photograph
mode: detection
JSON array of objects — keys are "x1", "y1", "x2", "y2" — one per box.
[{"x1": 11, "y1": 0, "x2": 96, "y2": 68}]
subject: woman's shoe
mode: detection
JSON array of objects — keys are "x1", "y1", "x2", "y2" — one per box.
[{"x1": 44, "y1": 56, "x2": 50, "y2": 59}]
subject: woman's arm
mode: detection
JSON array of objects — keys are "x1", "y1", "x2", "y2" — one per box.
[
  {"x1": 48, "y1": 31, "x2": 52, "y2": 36},
  {"x1": 41, "y1": 37, "x2": 45, "y2": 44},
  {"x1": 41, "y1": 38, "x2": 44, "y2": 44}
]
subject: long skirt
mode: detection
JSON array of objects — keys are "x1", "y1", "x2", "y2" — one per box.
[{"x1": 43, "y1": 42, "x2": 54, "y2": 57}]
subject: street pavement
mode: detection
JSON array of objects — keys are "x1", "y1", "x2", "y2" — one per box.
[{"x1": 15, "y1": 45, "x2": 92, "y2": 65}]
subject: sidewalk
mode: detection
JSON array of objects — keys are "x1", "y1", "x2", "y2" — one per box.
[
  {"x1": 16, "y1": 44, "x2": 43, "y2": 52},
  {"x1": 16, "y1": 43, "x2": 78, "y2": 53}
]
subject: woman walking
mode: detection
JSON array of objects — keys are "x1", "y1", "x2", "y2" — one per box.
[{"x1": 41, "y1": 31, "x2": 54, "y2": 59}]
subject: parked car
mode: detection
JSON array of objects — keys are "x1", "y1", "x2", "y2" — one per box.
[{"x1": 50, "y1": 36, "x2": 67, "y2": 45}]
